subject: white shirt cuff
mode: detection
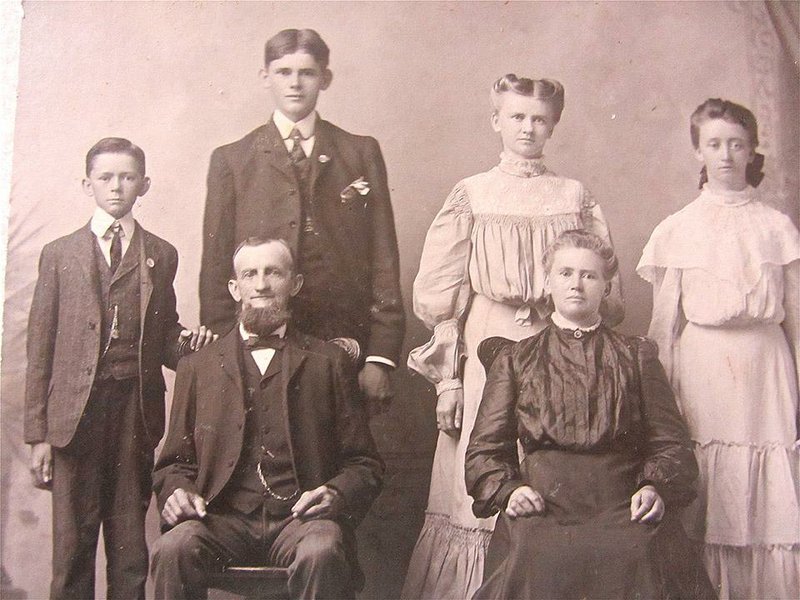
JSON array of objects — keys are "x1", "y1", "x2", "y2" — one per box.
[
  {"x1": 365, "y1": 355, "x2": 397, "y2": 369},
  {"x1": 435, "y1": 378, "x2": 463, "y2": 396}
]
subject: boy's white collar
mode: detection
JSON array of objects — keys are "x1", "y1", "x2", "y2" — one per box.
[
  {"x1": 273, "y1": 110, "x2": 317, "y2": 140},
  {"x1": 90, "y1": 208, "x2": 136, "y2": 240}
]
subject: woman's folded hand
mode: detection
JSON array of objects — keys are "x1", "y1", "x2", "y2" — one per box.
[
  {"x1": 630, "y1": 485, "x2": 665, "y2": 524},
  {"x1": 505, "y1": 485, "x2": 545, "y2": 518}
]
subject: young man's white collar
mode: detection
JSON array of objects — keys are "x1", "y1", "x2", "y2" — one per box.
[
  {"x1": 273, "y1": 109, "x2": 316, "y2": 156},
  {"x1": 239, "y1": 322, "x2": 287, "y2": 375},
  {"x1": 90, "y1": 207, "x2": 136, "y2": 266}
]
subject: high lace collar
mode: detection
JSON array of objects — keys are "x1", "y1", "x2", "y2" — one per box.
[
  {"x1": 700, "y1": 184, "x2": 757, "y2": 207},
  {"x1": 551, "y1": 312, "x2": 602, "y2": 340},
  {"x1": 498, "y1": 152, "x2": 548, "y2": 178}
]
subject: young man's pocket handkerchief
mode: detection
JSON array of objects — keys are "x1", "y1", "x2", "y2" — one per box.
[{"x1": 340, "y1": 177, "x2": 371, "y2": 204}]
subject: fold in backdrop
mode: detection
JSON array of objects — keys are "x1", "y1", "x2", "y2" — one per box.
[{"x1": 2, "y1": 2, "x2": 798, "y2": 598}]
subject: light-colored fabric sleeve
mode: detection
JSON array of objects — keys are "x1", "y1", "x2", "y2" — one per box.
[
  {"x1": 408, "y1": 181, "x2": 473, "y2": 393},
  {"x1": 583, "y1": 191, "x2": 625, "y2": 326},
  {"x1": 781, "y1": 260, "x2": 800, "y2": 399},
  {"x1": 645, "y1": 267, "x2": 684, "y2": 394}
]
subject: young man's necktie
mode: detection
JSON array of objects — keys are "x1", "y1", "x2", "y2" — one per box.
[
  {"x1": 288, "y1": 128, "x2": 315, "y2": 233},
  {"x1": 109, "y1": 222, "x2": 122, "y2": 273},
  {"x1": 289, "y1": 128, "x2": 306, "y2": 164}
]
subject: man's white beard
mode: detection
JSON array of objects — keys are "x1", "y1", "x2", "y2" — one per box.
[{"x1": 239, "y1": 300, "x2": 291, "y2": 338}]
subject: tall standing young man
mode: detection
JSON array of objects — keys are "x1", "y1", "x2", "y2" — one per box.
[{"x1": 200, "y1": 29, "x2": 404, "y2": 412}]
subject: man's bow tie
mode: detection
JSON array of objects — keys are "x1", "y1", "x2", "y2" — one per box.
[{"x1": 245, "y1": 335, "x2": 285, "y2": 351}]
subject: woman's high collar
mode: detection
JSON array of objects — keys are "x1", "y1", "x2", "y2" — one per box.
[
  {"x1": 700, "y1": 184, "x2": 757, "y2": 207},
  {"x1": 498, "y1": 152, "x2": 548, "y2": 178}
]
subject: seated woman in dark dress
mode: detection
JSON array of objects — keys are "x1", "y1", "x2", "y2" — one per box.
[{"x1": 465, "y1": 230, "x2": 715, "y2": 600}]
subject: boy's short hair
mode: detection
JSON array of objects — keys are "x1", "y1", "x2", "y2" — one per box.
[
  {"x1": 85, "y1": 137, "x2": 146, "y2": 176},
  {"x1": 265, "y1": 29, "x2": 330, "y2": 70}
]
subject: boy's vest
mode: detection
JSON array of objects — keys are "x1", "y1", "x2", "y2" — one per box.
[
  {"x1": 292, "y1": 152, "x2": 357, "y2": 340},
  {"x1": 92, "y1": 234, "x2": 141, "y2": 380},
  {"x1": 217, "y1": 342, "x2": 297, "y2": 516}
]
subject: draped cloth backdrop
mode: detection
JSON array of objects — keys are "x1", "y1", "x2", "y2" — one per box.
[{"x1": 1, "y1": 2, "x2": 797, "y2": 598}]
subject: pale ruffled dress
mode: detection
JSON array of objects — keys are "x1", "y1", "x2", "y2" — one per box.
[
  {"x1": 637, "y1": 185, "x2": 800, "y2": 600},
  {"x1": 403, "y1": 154, "x2": 624, "y2": 600}
]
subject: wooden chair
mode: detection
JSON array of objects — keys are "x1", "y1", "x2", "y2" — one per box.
[
  {"x1": 477, "y1": 336, "x2": 514, "y2": 372},
  {"x1": 207, "y1": 565, "x2": 290, "y2": 600}
]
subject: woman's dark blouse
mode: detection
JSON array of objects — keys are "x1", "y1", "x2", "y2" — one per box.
[{"x1": 465, "y1": 323, "x2": 698, "y2": 518}]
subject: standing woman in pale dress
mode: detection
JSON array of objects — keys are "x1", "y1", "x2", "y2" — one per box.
[
  {"x1": 638, "y1": 98, "x2": 800, "y2": 599},
  {"x1": 402, "y1": 74, "x2": 624, "y2": 600}
]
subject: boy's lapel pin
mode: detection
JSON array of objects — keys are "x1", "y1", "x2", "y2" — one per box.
[{"x1": 146, "y1": 257, "x2": 155, "y2": 268}]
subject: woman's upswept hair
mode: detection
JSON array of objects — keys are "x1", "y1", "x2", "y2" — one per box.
[
  {"x1": 690, "y1": 98, "x2": 764, "y2": 188},
  {"x1": 542, "y1": 229, "x2": 618, "y2": 281},
  {"x1": 490, "y1": 74, "x2": 565, "y2": 123}
]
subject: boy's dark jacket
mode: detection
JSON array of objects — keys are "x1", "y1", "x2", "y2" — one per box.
[
  {"x1": 24, "y1": 222, "x2": 184, "y2": 449},
  {"x1": 199, "y1": 117, "x2": 404, "y2": 364}
]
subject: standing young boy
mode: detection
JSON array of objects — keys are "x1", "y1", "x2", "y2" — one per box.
[
  {"x1": 24, "y1": 137, "x2": 215, "y2": 599},
  {"x1": 199, "y1": 28, "x2": 404, "y2": 413}
]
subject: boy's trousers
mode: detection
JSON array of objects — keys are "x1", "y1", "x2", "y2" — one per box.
[{"x1": 50, "y1": 377, "x2": 153, "y2": 600}]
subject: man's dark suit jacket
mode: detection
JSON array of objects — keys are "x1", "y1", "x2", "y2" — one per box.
[
  {"x1": 24, "y1": 223, "x2": 185, "y2": 449},
  {"x1": 199, "y1": 118, "x2": 404, "y2": 364},
  {"x1": 152, "y1": 328, "x2": 384, "y2": 528}
]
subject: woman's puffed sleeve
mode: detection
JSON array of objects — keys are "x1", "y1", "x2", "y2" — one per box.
[
  {"x1": 465, "y1": 346, "x2": 525, "y2": 517},
  {"x1": 582, "y1": 190, "x2": 625, "y2": 326},
  {"x1": 636, "y1": 337, "x2": 698, "y2": 508},
  {"x1": 407, "y1": 182, "x2": 473, "y2": 393}
]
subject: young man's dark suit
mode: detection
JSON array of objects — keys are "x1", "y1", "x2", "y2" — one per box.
[
  {"x1": 151, "y1": 327, "x2": 383, "y2": 599},
  {"x1": 199, "y1": 118, "x2": 404, "y2": 364},
  {"x1": 24, "y1": 222, "x2": 186, "y2": 599}
]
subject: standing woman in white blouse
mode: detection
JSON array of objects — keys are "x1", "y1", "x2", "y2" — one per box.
[
  {"x1": 638, "y1": 98, "x2": 800, "y2": 599},
  {"x1": 402, "y1": 74, "x2": 624, "y2": 600}
]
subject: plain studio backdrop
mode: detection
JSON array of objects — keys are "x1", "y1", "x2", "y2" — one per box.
[{"x1": 1, "y1": 2, "x2": 797, "y2": 598}]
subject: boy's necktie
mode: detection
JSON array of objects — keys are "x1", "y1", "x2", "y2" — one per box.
[
  {"x1": 109, "y1": 222, "x2": 122, "y2": 273},
  {"x1": 288, "y1": 128, "x2": 306, "y2": 164},
  {"x1": 288, "y1": 127, "x2": 315, "y2": 233}
]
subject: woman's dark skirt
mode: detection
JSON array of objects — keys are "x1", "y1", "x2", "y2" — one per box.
[{"x1": 474, "y1": 450, "x2": 715, "y2": 600}]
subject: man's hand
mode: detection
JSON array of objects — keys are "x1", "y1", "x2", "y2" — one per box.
[
  {"x1": 359, "y1": 362, "x2": 393, "y2": 416},
  {"x1": 161, "y1": 488, "x2": 207, "y2": 527},
  {"x1": 436, "y1": 388, "x2": 464, "y2": 438},
  {"x1": 180, "y1": 326, "x2": 218, "y2": 352},
  {"x1": 505, "y1": 485, "x2": 545, "y2": 519},
  {"x1": 291, "y1": 485, "x2": 344, "y2": 521},
  {"x1": 30, "y1": 442, "x2": 52, "y2": 490},
  {"x1": 630, "y1": 485, "x2": 665, "y2": 524}
]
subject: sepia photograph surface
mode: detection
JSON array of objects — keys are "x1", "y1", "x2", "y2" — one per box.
[{"x1": 1, "y1": 2, "x2": 798, "y2": 599}]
